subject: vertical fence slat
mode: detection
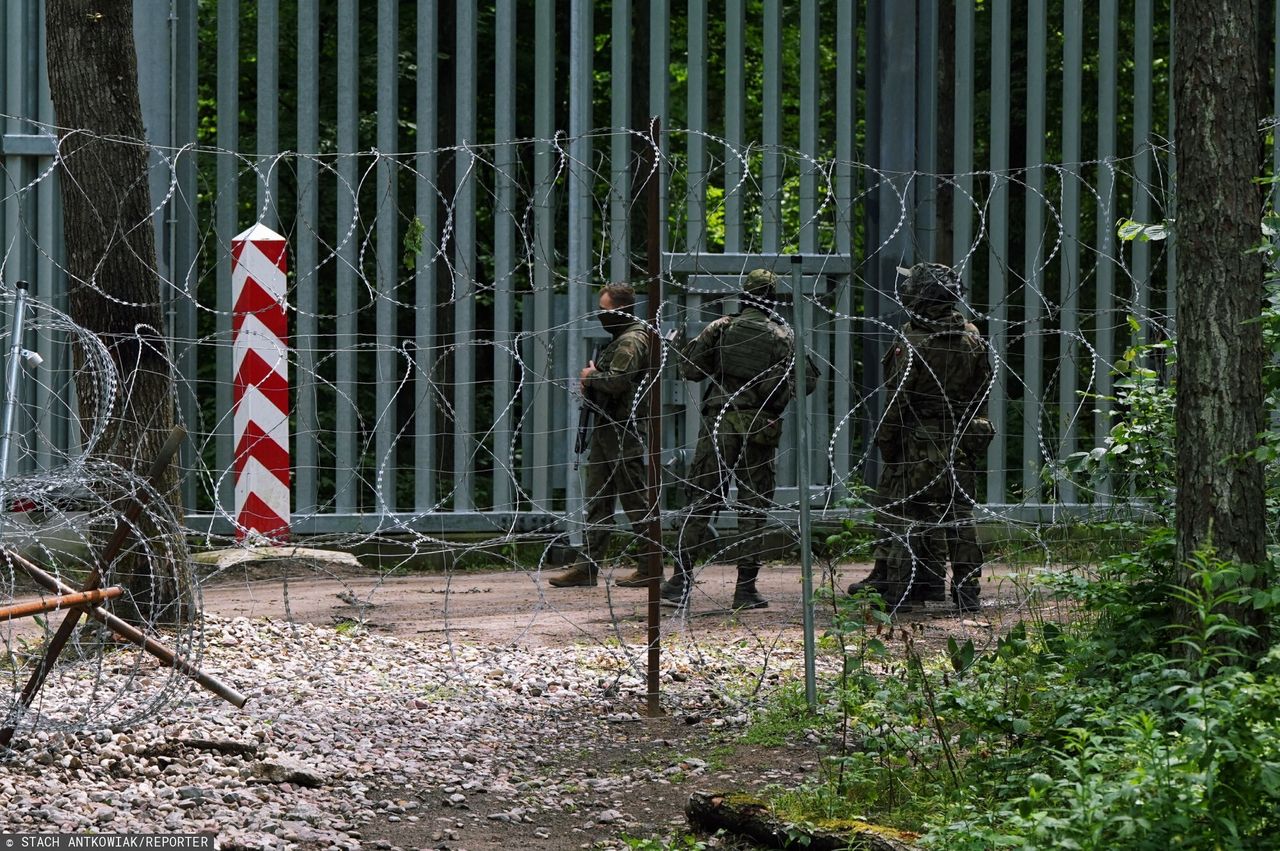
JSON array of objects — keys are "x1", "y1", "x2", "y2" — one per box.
[
  {"x1": 833, "y1": 0, "x2": 857, "y2": 493},
  {"x1": 686, "y1": 0, "x2": 705, "y2": 252},
  {"x1": 1095, "y1": 1, "x2": 1118, "y2": 501},
  {"x1": 174, "y1": 0, "x2": 199, "y2": 507},
  {"x1": 294, "y1": 0, "x2": 319, "y2": 516},
  {"x1": 530, "y1": 0, "x2": 555, "y2": 510},
  {"x1": 916, "y1": 0, "x2": 937, "y2": 261},
  {"x1": 762, "y1": 0, "x2": 781, "y2": 251},
  {"x1": 862, "y1": 0, "x2": 881, "y2": 487},
  {"x1": 724, "y1": 0, "x2": 743, "y2": 252},
  {"x1": 952, "y1": 2, "x2": 974, "y2": 272},
  {"x1": 1, "y1": 3, "x2": 13, "y2": 309},
  {"x1": 376, "y1": 0, "x2": 399, "y2": 513},
  {"x1": 334, "y1": 1, "x2": 359, "y2": 512},
  {"x1": 566, "y1": 0, "x2": 592, "y2": 530},
  {"x1": 34, "y1": 0, "x2": 55, "y2": 470},
  {"x1": 651, "y1": 0, "x2": 669, "y2": 261},
  {"x1": 1022, "y1": 0, "x2": 1046, "y2": 501},
  {"x1": 454, "y1": 0, "x2": 477, "y2": 512},
  {"x1": 986, "y1": 0, "x2": 1010, "y2": 503},
  {"x1": 414, "y1": 0, "x2": 438, "y2": 512},
  {"x1": 651, "y1": 1, "x2": 678, "y2": 462},
  {"x1": 256, "y1": 0, "x2": 278, "y2": 228},
  {"x1": 798, "y1": 0, "x2": 817, "y2": 254},
  {"x1": 215, "y1": 0, "x2": 239, "y2": 515},
  {"x1": 493, "y1": 0, "x2": 516, "y2": 512},
  {"x1": 610, "y1": 0, "x2": 631, "y2": 283},
  {"x1": 1133, "y1": 0, "x2": 1153, "y2": 345},
  {"x1": 13, "y1": 0, "x2": 37, "y2": 473},
  {"x1": 1058, "y1": 0, "x2": 1083, "y2": 505}
]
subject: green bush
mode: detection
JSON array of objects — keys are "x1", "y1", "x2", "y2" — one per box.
[{"x1": 760, "y1": 545, "x2": 1280, "y2": 848}]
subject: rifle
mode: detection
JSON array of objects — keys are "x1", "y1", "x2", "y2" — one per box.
[{"x1": 574, "y1": 343, "x2": 603, "y2": 470}]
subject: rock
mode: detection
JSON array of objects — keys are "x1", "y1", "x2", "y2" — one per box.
[
  {"x1": 251, "y1": 757, "x2": 327, "y2": 788},
  {"x1": 178, "y1": 738, "x2": 259, "y2": 757}
]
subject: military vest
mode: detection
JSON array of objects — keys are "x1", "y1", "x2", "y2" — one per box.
[
  {"x1": 886, "y1": 311, "x2": 991, "y2": 435},
  {"x1": 714, "y1": 309, "x2": 793, "y2": 413}
]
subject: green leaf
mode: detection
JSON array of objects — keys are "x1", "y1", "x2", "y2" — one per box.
[
  {"x1": 1117, "y1": 218, "x2": 1170, "y2": 241},
  {"x1": 402, "y1": 216, "x2": 426, "y2": 270}
]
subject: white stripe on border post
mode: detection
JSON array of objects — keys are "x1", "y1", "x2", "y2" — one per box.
[{"x1": 231, "y1": 224, "x2": 290, "y2": 541}]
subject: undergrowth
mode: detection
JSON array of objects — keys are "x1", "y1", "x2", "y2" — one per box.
[{"x1": 747, "y1": 535, "x2": 1280, "y2": 848}]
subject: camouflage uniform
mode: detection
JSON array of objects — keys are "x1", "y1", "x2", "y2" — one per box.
[
  {"x1": 858, "y1": 263, "x2": 993, "y2": 611},
  {"x1": 663, "y1": 269, "x2": 819, "y2": 609},
  {"x1": 551, "y1": 318, "x2": 651, "y2": 586}
]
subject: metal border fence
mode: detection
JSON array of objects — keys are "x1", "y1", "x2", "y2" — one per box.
[{"x1": 0, "y1": 1, "x2": 1197, "y2": 535}]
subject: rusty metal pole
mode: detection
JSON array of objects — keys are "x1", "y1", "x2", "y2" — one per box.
[
  {"x1": 644, "y1": 117, "x2": 664, "y2": 716},
  {"x1": 0, "y1": 587, "x2": 125, "y2": 621},
  {"x1": 4, "y1": 550, "x2": 248, "y2": 709}
]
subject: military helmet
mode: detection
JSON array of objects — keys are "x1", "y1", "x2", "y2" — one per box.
[
  {"x1": 896, "y1": 262, "x2": 962, "y2": 309},
  {"x1": 743, "y1": 268, "x2": 778, "y2": 299}
]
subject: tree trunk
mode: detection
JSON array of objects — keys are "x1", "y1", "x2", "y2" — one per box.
[
  {"x1": 45, "y1": 0, "x2": 184, "y2": 623},
  {"x1": 1173, "y1": 1, "x2": 1268, "y2": 651}
]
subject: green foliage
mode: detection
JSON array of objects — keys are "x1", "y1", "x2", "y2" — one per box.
[
  {"x1": 1116, "y1": 217, "x2": 1172, "y2": 243},
  {"x1": 755, "y1": 540, "x2": 1280, "y2": 848},
  {"x1": 614, "y1": 834, "x2": 708, "y2": 851},
  {"x1": 741, "y1": 680, "x2": 819, "y2": 747},
  {"x1": 402, "y1": 216, "x2": 426, "y2": 270},
  {"x1": 1061, "y1": 330, "x2": 1176, "y2": 512}
]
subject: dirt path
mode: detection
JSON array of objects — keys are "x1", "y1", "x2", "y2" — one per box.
[
  {"x1": 198, "y1": 559, "x2": 1028, "y2": 651},
  {"x1": 189, "y1": 560, "x2": 1029, "y2": 849},
  {"x1": 199, "y1": 562, "x2": 847, "y2": 646}
]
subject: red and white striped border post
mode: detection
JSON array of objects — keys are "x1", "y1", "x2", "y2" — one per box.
[{"x1": 231, "y1": 223, "x2": 290, "y2": 541}]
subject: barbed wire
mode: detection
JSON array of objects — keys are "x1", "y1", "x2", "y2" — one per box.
[{"x1": 0, "y1": 122, "x2": 1175, "y2": 739}]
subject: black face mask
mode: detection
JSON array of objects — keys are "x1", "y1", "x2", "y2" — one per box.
[{"x1": 598, "y1": 311, "x2": 630, "y2": 334}]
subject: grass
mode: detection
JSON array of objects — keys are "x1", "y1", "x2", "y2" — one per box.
[{"x1": 740, "y1": 680, "x2": 819, "y2": 747}]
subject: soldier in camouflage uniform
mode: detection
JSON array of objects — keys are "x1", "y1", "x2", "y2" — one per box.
[
  {"x1": 549, "y1": 283, "x2": 653, "y2": 588},
  {"x1": 661, "y1": 269, "x2": 818, "y2": 609},
  {"x1": 849, "y1": 263, "x2": 993, "y2": 612}
]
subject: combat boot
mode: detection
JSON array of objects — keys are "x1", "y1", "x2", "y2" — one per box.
[
  {"x1": 731, "y1": 565, "x2": 768, "y2": 610},
  {"x1": 846, "y1": 558, "x2": 889, "y2": 596},
  {"x1": 615, "y1": 562, "x2": 663, "y2": 587},
  {"x1": 909, "y1": 565, "x2": 947, "y2": 604},
  {"x1": 660, "y1": 559, "x2": 693, "y2": 607},
  {"x1": 548, "y1": 560, "x2": 598, "y2": 588},
  {"x1": 953, "y1": 580, "x2": 981, "y2": 613}
]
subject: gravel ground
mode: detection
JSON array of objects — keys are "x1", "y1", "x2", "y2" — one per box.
[
  {"x1": 0, "y1": 561, "x2": 1029, "y2": 848},
  {"x1": 0, "y1": 614, "x2": 822, "y2": 849}
]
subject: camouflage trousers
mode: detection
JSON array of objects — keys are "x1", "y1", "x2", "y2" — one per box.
[
  {"x1": 873, "y1": 426, "x2": 984, "y2": 593},
  {"x1": 677, "y1": 409, "x2": 783, "y2": 567},
  {"x1": 582, "y1": 422, "x2": 651, "y2": 565}
]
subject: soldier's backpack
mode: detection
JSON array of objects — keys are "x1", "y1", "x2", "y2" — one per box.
[{"x1": 718, "y1": 312, "x2": 791, "y2": 408}]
